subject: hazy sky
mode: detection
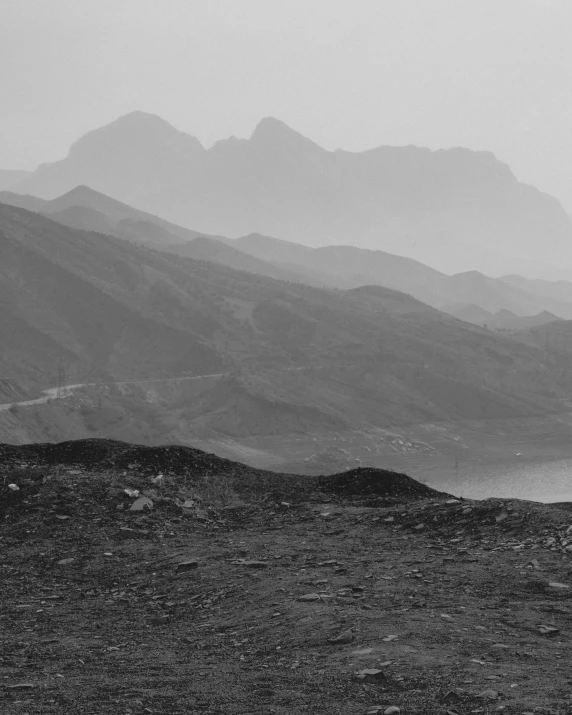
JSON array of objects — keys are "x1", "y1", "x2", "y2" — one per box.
[{"x1": 3, "y1": 0, "x2": 572, "y2": 205}]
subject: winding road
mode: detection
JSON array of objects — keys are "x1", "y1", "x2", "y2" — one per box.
[{"x1": 0, "y1": 373, "x2": 227, "y2": 413}]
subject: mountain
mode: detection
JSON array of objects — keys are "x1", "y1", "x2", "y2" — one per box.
[
  {"x1": 0, "y1": 170, "x2": 30, "y2": 192},
  {"x1": 13, "y1": 113, "x2": 572, "y2": 279},
  {"x1": 15, "y1": 112, "x2": 204, "y2": 205},
  {"x1": 0, "y1": 190, "x2": 46, "y2": 211},
  {"x1": 442, "y1": 271, "x2": 572, "y2": 318},
  {"x1": 6, "y1": 185, "x2": 572, "y2": 319},
  {"x1": 447, "y1": 304, "x2": 494, "y2": 326},
  {"x1": 164, "y1": 236, "x2": 319, "y2": 284},
  {"x1": 0, "y1": 185, "x2": 205, "y2": 247},
  {"x1": 500, "y1": 274, "x2": 572, "y2": 305},
  {"x1": 4, "y1": 202, "x2": 572, "y2": 446},
  {"x1": 229, "y1": 233, "x2": 572, "y2": 318},
  {"x1": 446, "y1": 305, "x2": 561, "y2": 330},
  {"x1": 491, "y1": 309, "x2": 562, "y2": 330}
]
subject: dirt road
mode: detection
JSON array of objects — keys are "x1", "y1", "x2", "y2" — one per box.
[{"x1": 0, "y1": 373, "x2": 228, "y2": 413}]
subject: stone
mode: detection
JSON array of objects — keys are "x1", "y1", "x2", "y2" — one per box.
[
  {"x1": 476, "y1": 689, "x2": 498, "y2": 699},
  {"x1": 231, "y1": 559, "x2": 268, "y2": 568},
  {"x1": 298, "y1": 593, "x2": 321, "y2": 602},
  {"x1": 538, "y1": 625, "x2": 560, "y2": 636},
  {"x1": 176, "y1": 559, "x2": 199, "y2": 572},
  {"x1": 6, "y1": 683, "x2": 36, "y2": 689},
  {"x1": 357, "y1": 669, "x2": 385, "y2": 681},
  {"x1": 328, "y1": 629, "x2": 354, "y2": 644},
  {"x1": 130, "y1": 496, "x2": 153, "y2": 512},
  {"x1": 384, "y1": 708, "x2": 400, "y2": 715},
  {"x1": 57, "y1": 558, "x2": 75, "y2": 565}
]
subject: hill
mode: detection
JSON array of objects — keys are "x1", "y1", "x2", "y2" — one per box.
[
  {"x1": 5, "y1": 202, "x2": 572, "y2": 447},
  {"x1": 12, "y1": 112, "x2": 572, "y2": 279},
  {"x1": 446, "y1": 305, "x2": 562, "y2": 330},
  {"x1": 230, "y1": 233, "x2": 572, "y2": 318},
  {"x1": 2, "y1": 438, "x2": 572, "y2": 713},
  {"x1": 2, "y1": 184, "x2": 208, "y2": 247},
  {"x1": 7, "y1": 186, "x2": 572, "y2": 319}
]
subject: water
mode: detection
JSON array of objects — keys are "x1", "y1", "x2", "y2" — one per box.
[{"x1": 426, "y1": 458, "x2": 572, "y2": 503}]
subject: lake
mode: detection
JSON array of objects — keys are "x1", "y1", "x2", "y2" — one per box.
[{"x1": 424, "y1": 457, "x2": 572, "y2": 503}]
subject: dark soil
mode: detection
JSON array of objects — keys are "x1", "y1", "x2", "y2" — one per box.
[{"x1": 1, "y1": 439, "x2": 572, "y2": 714}]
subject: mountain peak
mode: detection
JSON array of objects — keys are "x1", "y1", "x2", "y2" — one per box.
[
  {"x1": 70, "y1": 111, "x2": 204, "y2": 155},
  {"x1": 250, "y1": 117, "x2": 324, "y2": 152}
]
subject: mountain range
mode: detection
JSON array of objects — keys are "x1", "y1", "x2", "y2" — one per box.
[
  {"x1": 3, "y1": 185, "x2": 572, "y2": 323},
  {"x1": 6, "y1": 111, "x2": 572, "y2": 279},
  {"x1": 4, "y1": 200, "x2": 572, "y2": 449}
]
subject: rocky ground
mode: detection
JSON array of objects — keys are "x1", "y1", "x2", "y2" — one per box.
[{"x1": 2, "y1": 439, "x2": 572, "y2": 714}]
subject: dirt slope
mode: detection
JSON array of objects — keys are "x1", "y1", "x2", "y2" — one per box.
[{"x1": 2, "y1": 440, "x2": 572, "y2": 714}]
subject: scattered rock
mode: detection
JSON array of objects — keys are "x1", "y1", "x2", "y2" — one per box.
[
  {"x1": 7, "y1": 484, "x2": 19, "y2": 491},
  {"x1": 357, "y1": 668, "x2": 385, "y2": 681},
  {"x1": 538, "y1": 625, "x2": 560, "y2": 636},
  {"x1": 442, "y1": 688, "x2": 465, "y2": 702},
  {"x1": 130, "y1": 496, "x2": 153, "y2": 512},
  {"x1": 476, "y1": 689, "x2": 498, "y2": 700},
  {"x1": 176, "y1": 559, "x2": 199, "y2": 572},
  {"x1": 384, "y1": 707, "x2": 400, "y2": 715},
  {"x1": 298, "y1": 593, "x2": 321, "y2": 602},
  {"x1": 328, "y1": 629, "x2": 354, "y2": 644},
  {"x1": 6, "y1": 683, "x2": 36, "y2": 689},
  {"x1": 57, "y1": 558, "x2": 75, "y2": 565},
  {"x1": 548, "y1": 582, "x2": 569, "y2": 589},
  {"x1": 231, "y1": 559, "x2": 268, "y2": 568}
]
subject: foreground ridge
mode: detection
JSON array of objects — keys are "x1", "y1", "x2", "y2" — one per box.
[{"x1": 2, "y1": 439, "x2": 572, "y2": 713}]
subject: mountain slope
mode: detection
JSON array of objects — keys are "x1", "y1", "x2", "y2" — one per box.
[
  {"x1": 6, "y1": 185, "x2": 572, "y2": 317},
  {"x1": 14, "y1": 113, "x2": 572, "y2": 278},
  {"x1": 15, "y1": 112, "x2": 204, "y2": 205},
  {"x1": 231, "y1": 233, "x2": 572, "y2": 317},
  {"x1": 4, "y1": 202, "x2": 572, "y2": 445},
  {"x1": 500, "y1": 274, "x2": 572, "y2": 305}
]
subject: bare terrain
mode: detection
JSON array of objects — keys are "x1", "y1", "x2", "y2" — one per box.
[{"x1": 2, "y1": 439, "x2": 572, "y2": 714}]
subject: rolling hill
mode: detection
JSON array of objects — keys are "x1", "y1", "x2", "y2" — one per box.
[
  {"x1": 3, "y1": 201, "x2": 572, "y2": 448},
  {"x1": 5, "y1": 185, "x2": 572, "y2": 320},
  {"x1": 12, "y1": 112, "x2": 572, "y2": 279}
]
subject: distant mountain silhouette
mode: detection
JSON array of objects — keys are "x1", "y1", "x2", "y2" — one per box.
[
  {"x1": 447, "y1": 304, "x2": 494, "y2": 326},
  {"x1": 500, "y1": 274, "x2": 572, "y2": 305},
  {"x1": 4, "y1": 185, "x2": 572, "y2": 319},
  {"x1": 226, "y1": 232, "x2": 572, "y2": 318},
  {"x1": 0, "y1": 185, "x2": 204, "y2": 247},
  {"x1": 448, "y1": 305, "x2": 561, "y2": 330},
  {"x1": 12, "y1": 112, "x2": 572, "y2": 278}
]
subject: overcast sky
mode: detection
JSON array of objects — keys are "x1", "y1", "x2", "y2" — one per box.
[{"x1": 3, "y1": 0, "x2": 572, "y2": 205}]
